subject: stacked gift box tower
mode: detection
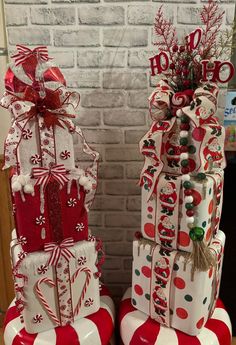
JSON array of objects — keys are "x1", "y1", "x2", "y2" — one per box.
[
  {"x1": 1, "y1": 46, "x2": 105, "y2": 335},
  {"x1": 130, "y1": 2, "x2": 234, "y2": 337}
]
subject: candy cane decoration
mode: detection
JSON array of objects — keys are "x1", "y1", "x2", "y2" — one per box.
[
  {"x1": 35, "y1": 277, "x2": 61, "y2": 326},
  {"x1": 71, "y1": 267, "x2": 91, "y2": 317}
]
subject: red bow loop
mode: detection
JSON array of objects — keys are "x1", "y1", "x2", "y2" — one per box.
[{"x1": 11, "y1": 45, "x2": 51, "y2": 66}]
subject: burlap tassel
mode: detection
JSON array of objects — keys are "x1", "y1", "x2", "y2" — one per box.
[{"x1": 190, "y1": 240, "x2": 216, "y2": 270}]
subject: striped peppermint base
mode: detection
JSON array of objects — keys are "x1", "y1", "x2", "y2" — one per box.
[
  {"x1": 4, "y1": 285, "x2": 115, "y2": 345},
  {"x1": 119, "y1": 288, "x2": 232, "y2": 345}
]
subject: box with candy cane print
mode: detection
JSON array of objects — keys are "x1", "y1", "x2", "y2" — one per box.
[
  {"x1": 141, "y1": 170, "x2": 223, "y2": 252},
  {"x1": 142, "y1": 80, "x2": 226, "y2": 179},
  {"x1": 131, "y1": 230, "x2": 225, "y2": 336},
  {"x1": 11, "y1": 234, "x2": 102, "y2": 334}
]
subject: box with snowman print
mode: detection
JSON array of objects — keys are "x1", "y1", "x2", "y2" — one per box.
[{"x1": 131, "y1": 230, "x2": 225, "y2": 336}]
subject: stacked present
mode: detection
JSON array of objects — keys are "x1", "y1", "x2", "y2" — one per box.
[
  {"x1": 130, "y1": 1, "x2": 234, "y2": 338},
  {"x1": 1, "y1": 45, "x2": 109, "y2": 338}
]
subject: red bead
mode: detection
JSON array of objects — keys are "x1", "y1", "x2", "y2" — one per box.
[
  {"x1": 180, "y1": 146, "x2": 188, "y2": 153},
  {"x1": 172, "y1": 45, "x2": 179, "y2": 52},
  {"x1": 181, "y1": 167, "x2": 190, "y2": 174},
  {"x1": 184, "y1": 189, "x2": 193, "y2": 196},
  {"x1": 170, "y1": 63, "x2": 175, "y2": 70},
  {"x1": 180, "y1": 123, "x2": 190, "y2": 131},
  {"x1": 186, "y1": 210, "x2": 194, "y2": 217}
]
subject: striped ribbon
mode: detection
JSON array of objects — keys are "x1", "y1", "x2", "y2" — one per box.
[
  {"x1": 32, "y1": 164, "x2": 69, "y2": 190},
  {"x1": 11, "y1": 45, "x2": 50, "y2": 66},
  {"x1": 44, "y1": 238, "x2": 75, "y2": 266}
]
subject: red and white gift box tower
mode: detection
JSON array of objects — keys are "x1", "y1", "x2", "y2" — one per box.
[
  {"x1": 1, "y1": 45, "x2": 114, "y2": 344},
  {"x1": 120, "y1": 2, "x2": 233, "y2": 344}
]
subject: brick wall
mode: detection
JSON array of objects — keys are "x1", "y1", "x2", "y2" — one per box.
[{"x1": 3, "y1": 0, "x2": 235, "y2": 301}]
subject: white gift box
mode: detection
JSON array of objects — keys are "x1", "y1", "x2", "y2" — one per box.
[
  {"x1": 11, "y1": 235, "x2": 100, "y2": 334},
  {"x1": 141, "y1": 171, "x2": 223, "y2": 252},
  {"x1": 131, "y1": 230, "x2": 225, "y2": 336}
]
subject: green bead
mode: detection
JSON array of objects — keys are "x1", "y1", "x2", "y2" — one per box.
[
  {"x1": 196, "y1": 173, "x2": 206, "y2": 181},
  {"x1": 181, "y1": 115, "x2": 190, "y2": 124},
  {"x1": 181, "y1": 159, "x2": 189, "y2": 167},
  {"x1": 188, "y1": 145, "x2": 196, "y2": 154},
  {"x1": 180, "y1": 137, "x2": 188, "y2": 146},
  {"x1": 189, "y1": 227, "x2": 205, "y2": 241},
  {"x1": 183, "y1": 181, "x2": 193, "y2": 189},
  {"x1": 185, "y1": 202, "x2": 194, "y2": 210}
]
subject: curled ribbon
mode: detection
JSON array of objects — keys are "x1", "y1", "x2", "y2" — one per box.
[
  {"x1": 32, "y1": 164, "x2": 69, "y2": 190},
  {"x1": 44, "y1": 237, "x2": 75, "y2": 266}
]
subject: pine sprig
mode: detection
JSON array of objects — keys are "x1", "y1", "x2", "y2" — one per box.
[
  {"x1": 153, "y1": 6, "x2": 178, "y2": 62},
  {"x1": 199, "y1": 0, "x2": 224, "y2": 59}
]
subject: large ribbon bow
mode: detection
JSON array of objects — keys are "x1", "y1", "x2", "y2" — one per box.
[
  {"x1": 11, "y1": 45, "x2": 51, "y2": 66},
  {"x1": 44, "y1": 238, "x2": 75, "y2": 266},
  {"x1": 32, "y1": 164, "x2": 69, "y2": 190}
]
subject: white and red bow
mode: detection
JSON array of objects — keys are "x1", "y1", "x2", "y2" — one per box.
[
  {"x1": 11, "y1": 45, "x2": 50, "y2": 66},
  {"x1": 44, "y1": 237, "x2": 75, "y2": 266},
  {"x1": 32, "y1": 164, "x2": 69, "y2": 190}
]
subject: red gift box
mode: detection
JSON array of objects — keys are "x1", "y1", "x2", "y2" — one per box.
[{"x1": 12, "y1": 180, "x2": 88, "y2": 253}]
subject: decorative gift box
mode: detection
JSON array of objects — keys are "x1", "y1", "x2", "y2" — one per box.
[
  {"x1": 120, "y1": 288, "x2": 232, "y2": 345},
  {"x1": 0, "y1": 46, "x2": 99, "y2": 252},
  {"x1": 141, "y1": 170, "x2": 223, "y2": 252},
  {"x1": 11, "y1": 233, "x2": 103, "y2": 334},
  {"x1": 131, "y1": 230, "x2": 225, "y2": 336},
  {"x1": 4, "y1": 285, "x2": 115, "y2": 345},
  {"x1": 142, "y1": 80, "x2": 226, "y2": 179}
]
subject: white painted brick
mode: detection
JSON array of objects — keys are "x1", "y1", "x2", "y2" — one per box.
[
  {"x1": 105, "y1": 242, "x2": 132, "y2": 256},
  {"x1": 127, "y1": 196, "x2": 141, "y2": 211},
  {"x1": 78, "y1": 6, "x2": 124, "y2": 25},
  {"x1": 52, "y1": 0, "x2": 99, "y2": 2},
  {"x1": 128, "y1": 5, "x2": 173, "y2": 25},
  {"x1": 126, "y1": 162, "x2": 143, "y2": 179},
  {"x1": 153, "y1": 0, "x2": 197, "y2": 2},
  {"x1": 106, "y1": 147, "x2": 142, "y2": 162},
  {"x1": 128, "y1": 91, "x2": 149, "y2": 109},
  {"x1": 125, "y1": 129, "x2": 146, "y2": 143},
  {"x1": 103, "y1": 72, "x2": 147, "y2": 89},
  {"x1": 8, "y1": 28, "x2": 50, "y2": 45},
  {"x1": 91, "y1": 228, "x2": 125, "y2": 242},
  {"x1": 74, "y1": 109, "x2": 101, "y2": 126},
  {"x1": 126, "y1": 229, "x2": 136, "y2": 242},
  {"x1": 51, "y1": 51, "x2": 74, "y2": 68},
  {"x1": 123, "y1": 258, "x2": 132, "y2": 270},
  {"x1": 81, "y1": 91, "x2": 125, "y2": 108},
  {"x1": 77, "y1": 50, "x2": 126, "y2": 68},
  {"x1": 62, "y1": 69, "x2": 100, "y2": 88},
  {"x1": 104, "y1": 110, "x2": 146, "y2": 126},
  {"x1": 5, "y1": 0, "x2": 47, "y2": 3},
  {"x1": 105, "y1": 212, "x2": 140, "y2": 227},
  {"x1": 54, "y1": 29, "x2": 100, "y2": 47},
  {"x1": 103, "y1": 271, "x2": 131, "y2": 283},
  {"x1": 105, "y1": 181, "x2": 140, "y2": 195},
  {"x1": 5, "y1": 7, "x2": 28, "y2": 26},
  {"x1": 31, "y1": 8, "x2": 75, "y2": 25},
  {"x1": 92, "y1": 196, "x2": 125, "y2": 210},
  {"x1": 226, "y1": 7, "x2": 235, "y2": 25},
  {"x1": 98, "y1": 164, "x2": 124, "y2": 179},
  {"x1": 103, "y1": 28, "x2": 148, "y2": 47},
  {"x1": 103, "y1": 257, "x2": 122, "y2": 270},
  {"x1": 82, "y1": 129, "x2": 123, "y2": 144},
  {"x1": 104, "y1": 0, "x2": 149, "y2": 2},
  {"x1": 177, "y1": 6, "x2": 202, "y2": 25},
  {"x1": 128, "y1": 50, "x2": 155, "y2": 68}
]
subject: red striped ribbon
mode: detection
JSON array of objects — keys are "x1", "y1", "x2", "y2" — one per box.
[
  {"x1": 11, "y1": 45, "x2": 50, "y2": 66},
  {"x1": 32, "y1": 164, "x2": 69, "y2": 190},
  {"x1": 44, "y1": 238, "x2": 75, "y2": 266}
]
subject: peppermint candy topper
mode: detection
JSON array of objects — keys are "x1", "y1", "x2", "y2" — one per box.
[{"x1": 150, "y1": 1, "x2": 235, "y2": 91}]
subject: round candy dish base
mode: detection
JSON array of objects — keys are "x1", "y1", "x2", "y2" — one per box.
[
  {"x1": 119, "y1": 288, "x2": 232, "y2": 345},
  {"x1": 4, "y1": 285, "x2": 115, "y2": 345}
]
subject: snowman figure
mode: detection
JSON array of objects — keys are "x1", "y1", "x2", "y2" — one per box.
[
  {"x1": 159, "y1": 181, "x2": 177, "y2": 216},
  {"x1": 158, "y1": 215, "x2": 175, "y2": 249},
  {"x1": 152, "y1": 286, "x2": 168, "y2": 317},
  {"x1": 203, "y1": 137, "x2": 223, "y2": 170},
  {"x1": 165, "y1": 133, "x2": 181, "y2": 168},
  {"x1": 154, "y1": 256, "x2": 170, "y2": 288}
]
